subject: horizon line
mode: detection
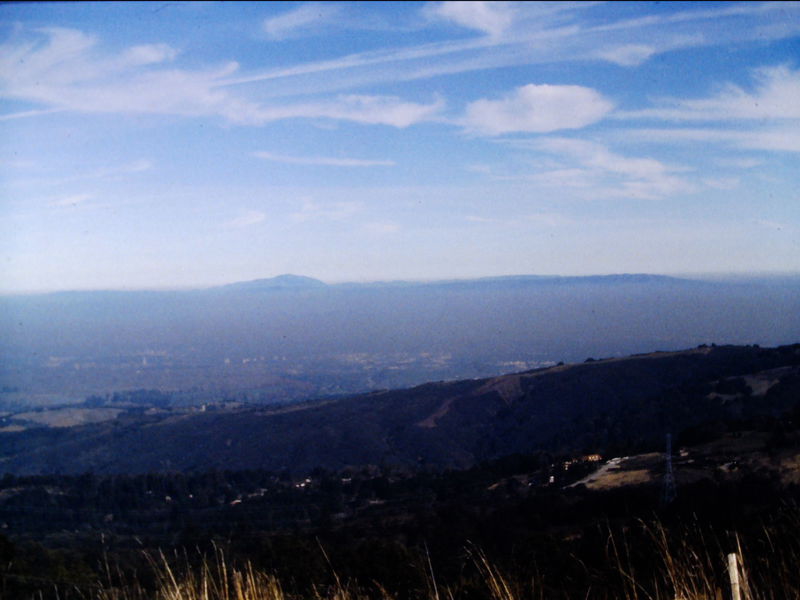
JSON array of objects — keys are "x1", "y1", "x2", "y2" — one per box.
[{"x1": 3, "y1": 270, "x2": 800, "y2": 296}]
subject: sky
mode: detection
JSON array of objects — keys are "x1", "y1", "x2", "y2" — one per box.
[{"x1": 1, "y1": 1, "x2": 799, "y2": 292}]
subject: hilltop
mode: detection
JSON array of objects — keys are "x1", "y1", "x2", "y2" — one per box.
[{"x1": 218, "y1": 274, "x2": 328, "y2": 291}]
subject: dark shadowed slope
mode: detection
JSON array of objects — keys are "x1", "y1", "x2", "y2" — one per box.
[{"x1": 2, "y1": 343, "x2": 798, "y2": 475}]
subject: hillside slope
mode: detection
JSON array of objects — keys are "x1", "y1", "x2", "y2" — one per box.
[{"x1": 1, "y1": 344, "x2": 799, "y2": 475}]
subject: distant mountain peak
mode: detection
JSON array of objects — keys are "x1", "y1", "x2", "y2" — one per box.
[{"x1": 221, "y1": 274, "x2": 327, "y2": 291}]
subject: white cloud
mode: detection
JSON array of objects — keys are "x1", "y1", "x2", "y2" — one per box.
[
  {"x1": 226, "y1": 211, "x2": 266, "y2": 228},
  {"x1": 5, "y1": 2, "x2": 791, "y2": 125},
  {"x1": 0, "y1": 28, "x2": 441, "y2": 128},
  {"x1": 253, "y1": 152, "x2": 395, "y2": 167},
  {"x1": 526, "y1": 137, "x2": 696, "y2": 200},
  {"x1": 119, "y1": 43, "x2": 178, "y2": 67},
  {"x1": 263, "y1": 3, "x2": 340, "y2": 40},
  {"x1": 621, "y1": 65, "x2": 800, "y2": 121},
  {"x1": 216, "y1": 2, "x2": 800, "y2": 99},
  {"x1": 616, "y1": 67, "x2": 800, "y2": 154},
  {"x1": 737, "y1": 126, "x2": 800, "y2": 152},
  {"x1": 254, "y1": 95, "x2": 444, "y2": 128},
  {"x1": 0, "y1": 27, "x2": 95, "y2": 79},
  {"x1": 0, "y1": 28, "x2": 249, "y2": 119},
  {"x1": 463, "y1": 84, "x2": 614, "y2": 135},
  {"x1": 5, "y1": 5, "x2": 797, "y2": 129},
  {"x1": 596, "y1": 44, "x2": 656, "y2": 67},
  {"x1": 431, "y1": 1, "x2": 516, "y2": 37}
]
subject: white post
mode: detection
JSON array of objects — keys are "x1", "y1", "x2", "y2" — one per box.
[{"x1": 728, "y1": 553, "x2": 741, "y2": 600}]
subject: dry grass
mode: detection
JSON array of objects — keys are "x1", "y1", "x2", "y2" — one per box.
[
  {"x1": 56, "y1": 514, "x2": 800, "y2": 600},
  {"x1": 607, "y1": 513, "x2": 800, "y2": 600}
]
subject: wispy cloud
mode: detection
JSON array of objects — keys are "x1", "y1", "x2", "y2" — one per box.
[
  {"x1": 0, "y1": 107, "x2": 68, "y2": 121},
  {"x1": 510, "y1": 137, "x2": 696, "y2": 200},
  {"x1": 250, "y1": 95, "x2": 444, "y2": 128},
  {"x1": 592, "y1": 2, "x2": 799, "y2": 39},
  {"x1": 0, "y1": 28, "x2": 247, "y2": 119},
  {"x1": 595, "y1": 44, "x2": 656, "y2": 67},
  {"x1": 430, "y1": 1, "x2": 516, "y2": 37},
  {"x1": 253, "y1": 152, "x2": 395, "y2": 167},
  {"x1": 263, "y1": 3, "x2": 341, "y2": 40},
  {"x1": 616, "y1": 65, "x2": 800, "y2": 153},
  {"x1": 290, "y1": 199, "x2": 362, "y2": 222},
  {"x1": 219, "y1": 1, "x2": 800, "y2": 96},
  {"x1": 225, "y1": 210, "x2": 267, "y2": 228},
  {"x1": 463, "y1": 84, "x2": 613, "y2": 135},
  {"x1": 628, "y1": 125, "x2": 800, "y2": 153},
  {"x1": 4, "y1": 3, "x2": 798, "y2": 128},
  {"x1": 620, "y1": 65, "x2": 800, "y2": 121},
  {"x1": 10, "y1": 158, "x2": 153, "y2": 189},
  {"x1": 80, "y1": 159, "x2": 152, "y2": 182},
  {"x1": 0, "y1": 27, "x2": 442, "y2": 128},
  {"x1": 114, "y1": 159, "x2": 153, "y2": 174},
  {"x1": 120, "y1": 43, "x2": 179, "y2": 67}
]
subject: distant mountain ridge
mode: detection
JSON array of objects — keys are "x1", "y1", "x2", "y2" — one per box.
[
  {"x1": 324, "y1": 273, "x2": 692, "y2": 291},
  {"x1": 1, "y1": 273, "x2": 700, "y2": 297},
  {"x1": 218, "y1": 274, "x2": 328, "y2": 291},
  {"x1": 218, "y1": 272, "x2": 689, "y2": 291}
]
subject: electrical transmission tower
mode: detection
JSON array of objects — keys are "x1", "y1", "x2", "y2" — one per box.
[{"x1": 662, "y1": 433, "x2": 677, "y2": 506}]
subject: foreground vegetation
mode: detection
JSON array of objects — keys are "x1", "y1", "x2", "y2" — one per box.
[
  {"x1": 4, "y1": 506, "x2": 800, "y2": 600},
  {"x1": 4, "y1": 457, "x2": 800, "y2": 600}
]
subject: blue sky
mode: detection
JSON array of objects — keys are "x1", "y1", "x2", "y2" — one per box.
[{"x1": 1, "y1": 1, "x2": 799, "y2": 292}]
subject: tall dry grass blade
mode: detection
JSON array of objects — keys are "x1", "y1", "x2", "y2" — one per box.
[
  {"x1": 423, "y1": 543, "x2": 441, "y2": 600},
  {"x1": 466, "y1": 545, "x2": 517, "y2": 600}
]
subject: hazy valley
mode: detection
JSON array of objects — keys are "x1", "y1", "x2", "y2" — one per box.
[{"x1": 2, "y1": 273, "x2": 798, "y2": 411}]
